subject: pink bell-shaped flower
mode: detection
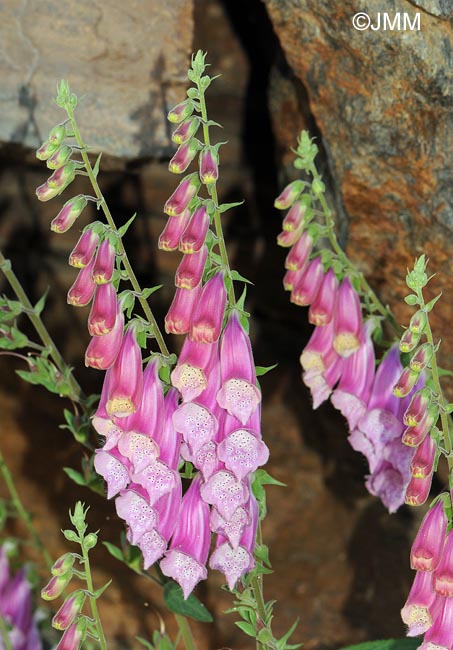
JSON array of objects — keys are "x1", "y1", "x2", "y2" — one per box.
[
  {"x1": 274, "y1": 180, "x2": 304, "y2": 210},
  {"x1": 290, "y1": 256, "x2": 324, "y2": 307},
  {"x1": 405, "y1": 473, "x2": 433, "y2": 506},
  {"x1": 284, "y1": 231, "x2": 313, "y2": 271},
  {"x1": 332, "y1": 277, "x2": 362, "y2": 358},
  {"x1": 88, "y1": 283, "x2": 117, "y2": 336},
  {"x1": 158, "y1": 209, "x2": 191, "y2": 251},
  {"x1": 410, "y1": 499, "x2": 448, "y2": 572},
  {"x1": 179, "y1": 205, "x2": 209, "y2": 254},
  {"x1": 92, "y1": 240, "x2": 115, "y2": 284},
  {"x1": 167, "y1": 100, "x2": 194, "y2": 124},
  {"x1": 171, "y1": 338, "x2": 219, "y2": 402},
  {"x1": 51, "y1": 196, "x2": 87, "y2": 233},
  {"x1": 217, "y1": 411, "x2": 269, "y2": 481},
  {"x1": 52, "y1": 591, "x2": 86, "y2": 630},
  {"x1": 309, "y1": 268, "x2": 339, "y2": 326},
  {"x1": 300, "y1": 320, "x2": 335, "y2": 372},
  {"x1": 199, "y1": 147, "x2": 219, "y2": 184},
  {"x1": 189, "y1": 273, "x2": 227, "y2": 344},
  {"x1": 200, "y1": 469, "x2": 249, "y2": 521},
  {"x1": 115, "y1": 486, "x2": 158, "y2": 545},
  {"x1": 69, "y1": 228, "x2": 99, "y2": 268},
  {"x1": 410, "y1": 434, "x2": 436, "y2": 479},
  {"x1": 93, "y1": 448, "x2": 130, "y2": 499},
  {"x1": 56, "y1": 618, "x2": 86, "y2": 650},
  {"x1": 165, "y1": 284, "x2": 202, "y2": 336},
  {"x1": 282, "y1": 199, "x2": 306, "y2": 231},
  {"x1": 106, "y1": 327, "x2": 143, "y2": 418},
  {"x1": 401, "y1": 570, "x2": 443, "y2": 637},
  {"x1": 164, "y1": 173, "x2": 200, "y2": 216},
  {"x1": 85, "y1": 301, "x2": 124, "y2": 370},
  {"x1": 67, "y1": 257, "x2": 96, "y2": 306},
  {"x1": 169, "y1": 140, "x2": 200, "y2": 174},
  {"x1": 172, "y1": 117, "x2": 200, "y2": 145},
  {"x1": 160, "y1": 475, "x2": 210, "y2": 598},
  {"x1": 419, "y1": 596, "x2": 453, "y2": 650},
  {"x1": 175, "y1": 245, "x2": 208, "y2": 290},
  {"x1": 434, "y1": 530, "x2": 453, "y2": 596}
]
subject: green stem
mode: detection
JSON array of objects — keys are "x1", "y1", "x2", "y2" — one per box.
[
  {"x1": 81, "y1": 541, "x2": 108, "y2": 650},
  {"x1": 65, "y1": 107, "x2": 170, "y2": 358},
  {"x1": 196, "y1": 81, "x2": 236, "y2": 306},
  {"x1": 0, "y1": 448, "x2": 53, "y2": 569},
  {"x1": 174, "y1": 614, "x2": 195, "y2": 650},
  {"x1": 308, "y1": 164, "x2": 401, "y2": 334},
  {"x1": 0, "y1": 250, "x2": 82, "y2": 402},
  {"x1": 0, "y1": 615, "x2": 12, "y2": 650},
  {"x1": 251, "y1": 523, "x2": 276, "y2": 650}
]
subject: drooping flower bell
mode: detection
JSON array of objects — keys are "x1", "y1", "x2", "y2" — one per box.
[
  {"x1": 410, "y1": 499, "x2": 448, "y2": 572},
  {"x1": 106, "y1": 326, "x2": 143, "y2": 418},
  {"x1": 175, "y1": 245, "x2": 208, "y2": 290},
  {"x1": 332, "y1": 277, "x2": 362, "y2": 358},
  {"x1": 401, "y1": 570, "x2": 443, "y2": 637},
  {"x1": 290, "y1": 256, "x2": 324, "y2": 307},
  {"x1": 309, "y1": 268, "x2": 339, "y2": 326},
  {"x1": 167, "y1": 99, "x2": 194, "y2": 124},
  {"x1": 88, "y1": 283, "x2": 117, "y2": 336},
  {"x1": 69, "y1": 228, "x2": 99, "y2": 268},
  {"x1": 158, "y1": 208, "x2": 192, "y2": 251},
  {"x1": 274, "y1": 180, "x2": 304, "y2": 210},
  {"x1": 165, "y1": 284, "x2": 202, "y2": 336},
  {"x1": 179, "y1": 205, "x2": 210, "y2": 254},
  {"x1": 199, "y1": 147, "x2": 219, "y2": 185},
  {"x1": 92, "y1": 240, "x2": 115, "y2": 284},
  {"x1": 51, "y1": 196, "x2": 88, "y2": 233},
  {"x1": 171, "y1": 117, "x2": 200, "y2": 145},
  {"x1": 85, "y1": 300, "x2": 124, "y2": 370},
  {"x1": 171, "y1": 337, "x2": 219, "y2": 402},
  {"x1": 169, "y1": 140, "x2": 200, "y2": 174},
  {"x1": 189, "y1": 272, "x2": 227, "y2": 344},
  {"x1": 67, "y1": 257, "x2": 96, "y2": 306},
  {"x1": 164, "y1": 173, "x2": 200, "y2": 217}
]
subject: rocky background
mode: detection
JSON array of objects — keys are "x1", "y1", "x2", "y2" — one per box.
[{"x1": 0, "y1": 0, "x2": 452, "y2": 648}]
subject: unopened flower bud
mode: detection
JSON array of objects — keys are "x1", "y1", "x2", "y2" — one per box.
[
  {"x1": 179, "y1": 205, "x2": 209, "y2": 254},
  {"x1": 164, "y1": 173, "x2": 200, "y2": 217},
  {"x1": 405, "y1": 474, "x2": 432, "y2": 506},
  {"x1": 290, "y1": 257, "x2": 324, "y2": 307},
  {"x1": 67, "y1": 257, "x2": 96, "y2": 306},
  {"x1": 410, "y1": 343, "x2": 433, "y2": 372},
  {"x1": 69, "y1": 229, "x2": 99, "y2": 268},
  {"x1": 410, "y1": 434, "x2": 436, "y2": 479},
  {"x1": 277, "y1": 227, "x2": 303, "y2": 248},
  {"x1": 51, "y1": 553, "x2": 75, "y2": 577},
  {"x1": 48, "y1": 124, "x2": 66, "y2": 146},
  {"x1": 274, "y1": 180, "x2": 304, "y2": 210},
  {"x1": 282, "y1": 199, "x2": 307, "y2": 231},
  {"x1": 175, "y1": 245, "x2": 208, "y2": 290},
  {"x1": 169, "y1": 140, "x2": 200, "y2": 174},
  {"x1": 404, "y1": 388, "x2": 432, "y2": 426},
  {"x1": 409, "y1": 310, "x2": 427, "y2": 334},
  {"x1": 168, "y1": 100, "x2": 194, "y2": 123},
  {"x1": 199, "y1": 147, "x2": 219, "y2": 185},
  {"x1": 92, "y1": 240, "x2": 115, "y2": 284},
  {"x1": 51, "y1": 196, "x2": 88, "y2": 233},
  {"x1": 47, "y1": 162, "x2": 76, "y2": 190},
  {"x1": 88, "y1": 283, "x2": 117, "y2": 336},
  {"x1": 393, "y1": 367, "x2": 420, "y2": 398},
  {"x1": 83, "y1": 533, "x2": 98, "y2": 549},
  {"x1": 56, "y1": 618, "x2": 87, "y2": 650},
  {"x1": 285, "y1": 231, "x2": 313, "y2": 271},
  {"x1": 52, "y1": 591, "x2": 86, "y2": 630},
  {"x1": 172, "y1": 117, "x2": 200, "y2": 145},
  {"x1": 36, "y1": 182, "x2": 61, "y2": 202},
  {"x1": 158, "y1": 210, "x2": 192, "y2": 251},
  {"x1": 47, "y1": 145, "x2": 73, "y2": 170},
  {"x1": 399, "y1": 328, "x2": 421, "y2": 353},
  {"x1": 410, "y1": 499, "x2": 447, "y2": 571},
  {"x1": 402, "y1": 403, "x2": 438, "y2": 447},
  {"x1": 41, "y1": 572, "x2": 73, "y2": 600},
  {"x1": 36, "y1": 141, "x2": 59, "y2": 161},
  {"x1": 165, "y1": 284, "x2": 202, "y2": 335}
]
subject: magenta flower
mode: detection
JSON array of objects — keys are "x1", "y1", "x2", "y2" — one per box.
[
  {"x1": 158, "y1": 209, "x2": 191, "y2": 251},
  {"x1": 179, "y1": 205, "x2": 209, "y2": 254},
  {"x1": 401, "y1": 570, "x2": 442, "y2": 637},
  {"x1": 302, "y1": 353, "x2": 344, "y2": 409},
  {"x1": 69, "y1": 229, "x2": 99, "y2": 268},
  {"x1": 277, "y1": 228, "x2": 304, "y2": 248},
  {"x1": 85, "y1": 300, "x2": 124, "y2": 370},
  {"x1": 217, "y1": 411, "x2": 269, "y2": 481},
  {"x1": 189, "y1": 273, "x2": 227, "y2": 344},
  {"x1": 172, "y1": 117, "x2": 200, "y2": 145},
  {"x1": 52, "y1": 591, "x2": 86, "y2": 630},
  {"x1": 160, "y1": 475, "x2": 210, "y2": 598},
  {"x1": 419, "y1": 597, "x2": 453, "y2": 650},
  {"x1": 93, "y1": 448, "x2": 130, "y2": 499},
  {"x1": 282, "y1": 199, "x2": 306, "y2": 231},
  {"x1": 200, "y1": 469, "x2": 249, "y2": 521},
  {"x1": 119, "y1": 359, "x2": 164, "y2": 440},
  {"x1": 173, "y1": 401, "x2": 219, "y2": 456},
  {"x1": 175, "y1": 245, "x2": 208, "y2": 290},
  {"x1": 106, "y1": 327, "x2": 143, "y2": 418},
  {"x1": 394, "y1": 366, "x2": 421, "y2": 398},
  {"x1": 332, "y1": 277, "x2": 362, "y2": 358},
  {"x1": 56, "y1": 618, "x2": 86, "y2": 650},
  {"x1": 167, "y1": 100, "x2": 194, "y2": 124},
  {"x1": 405, "y1": 474, "x2": 433, "y2": 506},
  {"x1": 290, "y1": 256, "x2": 324, "y2": 307},
  {"x1": 92, "y1": 240, "x2": 115, "y2": 285},
  {"x1": 41, "y1": 573, "x2": 72, "y2": 601},
  {"x1": 199, "y1": 147, "x2": 219, "y2": 185},
  {"x1": 165, "y1": 284, "x2": 202, "y2": 336},
  {"x1": 216, "y1": 311, "x2": 261, "y2": 425},
  {"x1": 434, "y1": 530, "x2": 453, "y2": 597},
  {"x1": 164, "y1": 173, "x2": 200, "y2": 216},
  {"x1": 309, "y1": 268, "x2": 339, "y2": 326},
  {"x1": 284, "y1": 231, "x2": 313, "y2": 271},
  {"x1": 88, "y1": 283, "x2": 117, "y2": 336},
  {"x1": 153, "y1": 387, "x2": 182, "y2": 469},
  {"x1": 402, "y1": 404, "x2": 438, "y2": 447},
  {"x1": 300, "y1": 320, "x2": 336, "y2": 373},
  {"x1": 274, "y1": 180, "x2": 304, "y2": 210},
  {"x1": 169, "y1": 140, "x2": 200, "y2": 174},
  {"x1": 171, "y1": 338, "x2": 219, "y2": 402},
  {"x1": 210, "y1": 504, "x2": 250, "y2": 551},
  {"x1": 410, "y1": 499, "x2": 447, "y2": 572},
  {"x1": 67, "y1": 257, "x2": 96, "y2": 306},
  {"x1": 131, "y1": 459, "x2": 178, "y2": 506},
  {"x1": 410, "y1": 434, "x2": 436, "y2": 479},
  {"x1": 51, "y1": 196, "x2": 87, "y2": 233},
  {"x1": 404, "y1": 388, "x2": 432, "y2": 427}
]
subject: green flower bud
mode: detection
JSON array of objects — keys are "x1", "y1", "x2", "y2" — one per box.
[
  {"x1": 36, "y1": 141, "x2": 59, "y2": 161},
  {"x1": 83, "y1": 533, "x2": 98, "y2": 550},
  {"x1": 51, "y1": 553, "x2": 75, "y2": 577},
  {"x1": 47, "y1": 145, "x2": 73, "y2": 170},
  {"x1": 48, "y1": 124, "x2": 66, "y2": 146}
]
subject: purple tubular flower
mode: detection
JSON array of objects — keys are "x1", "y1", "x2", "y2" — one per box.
[
  {"x1": 47, "y1": 145, "x2": 72, "y2": 170},
  {"x1": 274, "y1": 180, "x2": 304, "y2": 210},
  {"x1": 94, "y1": 448, "x2": 130, "y2": 499},
  {"x1": 210, "y1": 504, "x2": 250, "y2": 551},
  {"x1": 401, "y1": 570, "x2": 443, "y2": 637},
  {"x1": 88, "y1": 283, "x2": 117, "y2": 336},
  {"x1": 160, "y1": 475, "x2": 210, "y2": 598},
  {"x1": 167, "y1": 100, "x2": 194, "y2": 124},
  {"x1": 284, "y1": 231, "x2": 313, "y2": 271},
  {"x1": 171, "y1": 338, "x2": 219, "y2": 402},
  {"x1": 179, "y1": 205, "x2": 209, "y2": 254},
  {"x1": 419, "y1": 597, "x2": 453, "y2": 650},
  {"x1": 175, "y1": 245, "x2": 208, "y2": 290},
  {"x1": 92, "y1": 240, "x2": 115, "y2": 284},
  {"x1": 69, "y1": 229, "x2": 99, "y2": 268},
  {"x1": 290, "y1": 257, "x2": 324, "y2": 307},
  {"x1": 300, "y1": 320, "x2": 335, "y2": 372},
  {"x1": 283, "y1": 268, "x2": 304, "y2": 292},
  {"x1": 56, "y1": 618, "x2": 86, "y2": 650},
  {"x1": 216, "y1": 311, "x2": 261, "y2": 425},
  {"x1": 158, "y1": 209, "x2": 191, "y2": 251},
  {"x1": 410, "y1": 434, "x2": 436, "y2": 479},
  {"x1": 47, "y1": 162, "x2": 75, "y2": 190},
  {"x1": 51, "y1": 196, "x2": 87, "y2": 233},
  {"x1": 209, "y1": 493, "x2": 258, "y2": 589},
  {"x1": 434, "y1": 530, "x2": 453, "y2": 597},
  {"x1": 332, "y1": 277, "x2": 362, "y2": 358},
  {"x1": 411, "y1": 499, "x2": 447, "y2": 572},
  {"x1": 106, "y1": 327, "x2": 143, "y2": 418},
  {"x1": 172, "y1": 117, "x2": 200, "y2": 145},
  {"x1": 199, "y1": 147, "x2": 219, "y2": 185},
  {"x1": 52, "y1": 591, "x2": 86, "y2": 630},
  {"x1": 67, "y1": 257, "x2": 96, "y2": 306},
  {"x1": 309, "y1": 268, "x2": 339, "y2": 326},
  {"x1": 282, "y1": 199, "x2": 306, "y2": 231},
  {"x1": 200, "y1": 469, "x2": 249, "y2": 521},
  {"x1": 173, "y1": 400, "x2": 219, "y2": 456},
  {"x1": 0, "y1": 556, "x2": 41, "y2": 650},
  {"x1": 164, "y1": 173, "x2": 200, "y2": 216},
  {"x1": 331, "y1": 320, "x2": 376, "y2": 430},
  {"x1": 85, "y1": 301, "x2": 124, "y2": 370},
  {"x1": 131, "y1": 459, "x2": 179, "y2": 506},
  {"x1": 154, "y1": 388, "x2": 182, "y2": 469},
  {"x1": 189, "y1": 273, "x2": 227, "y2": 344},
  {"x1": 115, "y1": 486, "x2": 158, "y2": 544},
  {"x1": 405, "y1": 474, "x2": 433, "y2": 506},
  {"x1": 169, "y1": 140, "x2": 200, "y2": 174},
  {"x1": 165, "y1": 284, "x2": 202, "y2": 336}
]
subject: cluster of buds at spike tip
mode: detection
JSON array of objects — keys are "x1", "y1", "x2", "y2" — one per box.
[
  {"x1": 401, "y1": 495, "x2": 453, "y2": 648},
  {"x1": 35, "y1": 123, "x2": 81, "y2": 205},
  {"x1": 0, "y1": 546, "x2": 41, "y2": 650}
]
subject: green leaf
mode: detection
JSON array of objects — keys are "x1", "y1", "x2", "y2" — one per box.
[
  {"x1": 255, "y1": 364, "x2": 277, "y2": 377},
  {"x1": 102, "y1": 542, "x2": 125, "y2": 563},
  {"x1": 230, "y1": 269, "x2": 253, "y2": 285},
  {"x1": 163, "y1": 581, "x2": 213, "y2": 622},
  {"x1": 34, "y1": 289, "x2": 49, "y2": 316},
  {"x1": 141, "y1": 286, "x2": 163, "y2": 300},
  {"x1": 425, "y1": 291, "x2": 442, "y2": 312},
  {"x1": 92, "y1": 153, "x2": 102, "y2": 179},
  {"x1": 63, "y1": 467, "x2": 87, "y2": 487},
  {"x1": 90, "y1": 579, "x2": 112, "y2": 599},
  {"x1": 218, "y1": 200, "x2": 244, "y2": 213},
  {"x1": 235, "y1": 621, "x2": 256, "y2": 638},
  {"x1": 339, "y1": 639, "x2": 420, "y2": 650},
  {"x1": 118, "y1": 213, "x2": 137, "y2": 238},
  {"x1": 276, "y1": 618, "x2": 300, "y2": 650}
]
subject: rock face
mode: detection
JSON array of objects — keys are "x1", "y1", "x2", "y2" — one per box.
[
  {"x1": 265, "y1": 0, "x2": 453, "y2": 362},
  {"x1": 0, "y1": 0, "x2": 193, "y2": 158}
]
